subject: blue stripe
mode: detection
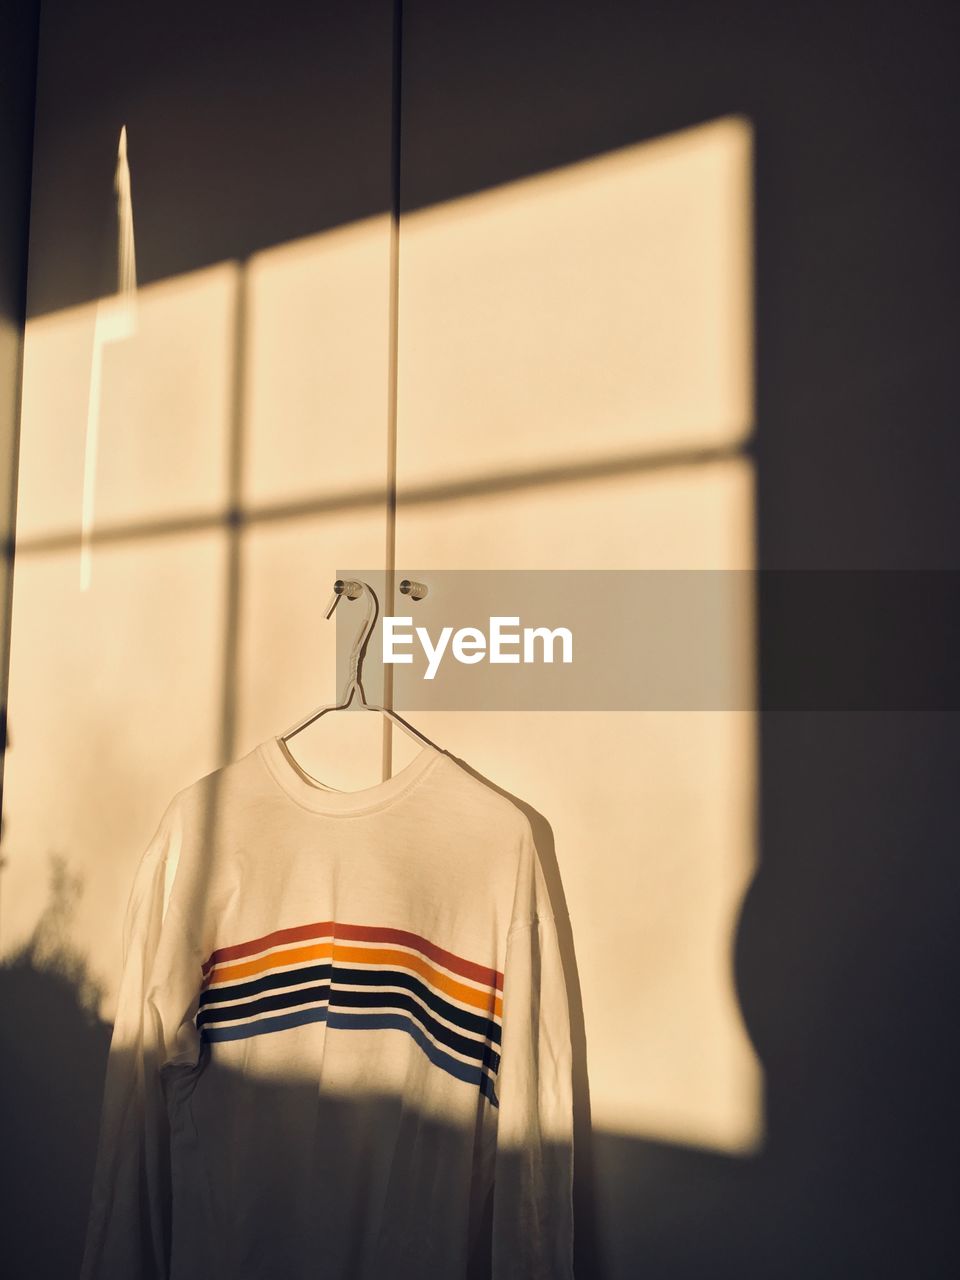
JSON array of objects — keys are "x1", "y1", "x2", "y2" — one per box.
[{"x1": 202, "y1": 1004, "x2": 330, "y2": 1041}]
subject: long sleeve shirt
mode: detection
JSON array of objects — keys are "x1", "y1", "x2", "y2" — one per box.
[{"x1": 78, "y1": 735, "x2": 575, "y2": 1279}]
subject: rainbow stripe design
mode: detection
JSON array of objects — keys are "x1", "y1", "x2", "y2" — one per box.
[{"x1": 196, "y1": 920, "x2": 503, "y2": 1106}]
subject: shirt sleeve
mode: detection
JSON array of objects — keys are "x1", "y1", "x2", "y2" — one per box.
[
  {"x1": 79, "y1": 797, "x2": 201, "y2": 1280},
  {"x1": 491, "y1": 837, "x2": 575, "y2": 1278}
]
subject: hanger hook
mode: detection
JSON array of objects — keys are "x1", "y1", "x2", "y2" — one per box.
[
  {"x1": 326, "y1": 580, "x2": 380, "y2": 706},
  {"x1": 324, "y1": 578, "x2": 365, "y2": 620}
]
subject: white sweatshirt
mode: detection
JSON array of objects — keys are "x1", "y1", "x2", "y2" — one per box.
[{"x1": 78, "y1": 735, "x2": 575, "y2": 1280}]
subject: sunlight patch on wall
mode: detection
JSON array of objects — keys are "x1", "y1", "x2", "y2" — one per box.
[
  {"x1": 397, "y1": 115, "x2": 753, "y2": 482},
  {"x1": 3, "y1": 114, "x2": 760, "y2": 1157}
]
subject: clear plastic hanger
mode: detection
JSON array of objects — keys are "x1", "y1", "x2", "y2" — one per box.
[{"x1": 278, "y1": 578, "x2": 436, "y2": 758}]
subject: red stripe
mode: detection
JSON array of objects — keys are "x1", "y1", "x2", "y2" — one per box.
[{"x1": 200, "y1": 920, "x2": 504, "y2": 991}]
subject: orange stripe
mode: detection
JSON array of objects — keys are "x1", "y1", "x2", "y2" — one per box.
[
  {"x1": 200, "y1": 919, "x2": 503, "y2": 991},
  {"x1": 204, "y1": 941, "x2": 503, "y2": 1020}
]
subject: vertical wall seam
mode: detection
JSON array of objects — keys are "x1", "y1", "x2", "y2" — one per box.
[{"x1": 382, "y1": 0, "x2": 404, "y2": 781}]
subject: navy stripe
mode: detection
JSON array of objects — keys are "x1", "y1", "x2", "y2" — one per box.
[
  {"x1": 199, "y1": 961, "x2": 502, "y2": 1048},
  {"x1": 200, "y1": 1004, "x2": 499, "y2": 1107},
  {"x1": 201, "y1": 1003, "x2": 330, "y2": 1041},
  {"x1": 197, "y1": 980, "x2": 501, "y2": 1074}
]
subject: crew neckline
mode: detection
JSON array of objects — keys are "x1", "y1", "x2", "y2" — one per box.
[{"x1": 256, "y1": 733, "x2": 446, "y2": 816}]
